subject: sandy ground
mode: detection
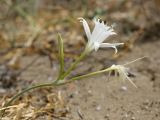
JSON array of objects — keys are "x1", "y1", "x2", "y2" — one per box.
[{"x1": 0, "y1": 1, "x2": 160, "y2": 120}]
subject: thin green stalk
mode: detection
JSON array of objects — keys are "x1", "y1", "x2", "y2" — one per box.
[
  {"x1": 0, "y1": 82, "x2": 58, "y2": 118},
  {"x1": 56, "y1": 34, "x2": 65, "y2": 81},
  {"x1": 60, "y1": 49, "x2": 87, "y2": 79},
  {"x1": 3, "y1": 83, "x2": 56, "y2": 108},
  {"x1": 66, "y1": 67, "x2": 113, "y2": 83}
]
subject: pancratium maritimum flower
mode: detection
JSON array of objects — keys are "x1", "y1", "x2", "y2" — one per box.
[
  {"x1": 108, "y1": 57, "x2": 146, "y2": 88},
  {"x1": 78, "y1": 18, "x2": 124, "y2": 53},
  {"x1": 110, "y1": 64, "x2": 137, "y2": 88}
]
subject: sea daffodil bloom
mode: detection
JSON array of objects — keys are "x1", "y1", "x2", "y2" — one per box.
[
  {"x1": 78, "y1": 18, "x2": 124, "y2": 53},
  {"x1": 108, "y1": 57, "x2": 146, "y2": 88},
  {"x1": 110, "y1": 64, "x2": 137, "y2": 88}
]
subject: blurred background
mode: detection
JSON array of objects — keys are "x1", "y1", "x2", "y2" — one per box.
[{"x1": 0, "y1": 0, "x2": 160, "y2": 119}]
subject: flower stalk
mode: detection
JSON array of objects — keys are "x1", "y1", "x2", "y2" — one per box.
[
  {"x1": 56, "y1": 34, "x2": 65, "y2": 81},
  {"x1": 3, "y1": 83, "x2": 56, "y2": 108},
  {"x1": 60, "y1": 48, "x2": 88, "y2": 79},
  {"x1": 67, "y1": 67, "x2": 114, "y2": 82}
]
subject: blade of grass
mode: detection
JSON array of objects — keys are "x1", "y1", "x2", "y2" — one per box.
[{"x1": 57, "y1": 34, "x2": 65, "y2": 80}]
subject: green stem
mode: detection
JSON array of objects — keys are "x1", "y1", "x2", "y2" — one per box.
[
  {"x1": 3, "y1": 83, "x2": 57, "y2": 108},
  {"x1": 66, "y1": 67, "x2": 113, "y2": 83},
  {"x1": 56, "y1": 34, "x2": 65, "y2": 81},
  {"x1": 0, "y1": 82, "x2": 58, "y2": 118},
  {"x1": 60, "y1": 49, "x2": 87, "y2": 79}
]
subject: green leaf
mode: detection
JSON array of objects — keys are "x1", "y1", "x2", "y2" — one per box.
[{"x1": 57, "y1": 34, "x2": 65, "y2": 79}]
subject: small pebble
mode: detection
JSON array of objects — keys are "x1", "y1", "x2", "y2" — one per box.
[
  {"x1": 124, "y1": 113, "x2": 128, "y2": 118},
  {"x1": 88, "y1": 90, "x2": 92, "y2": 94},
  {"x1": 75, "y1": 91, "x2": 79, "y2": 95},
  {"x1": 131, "y1": 116, "x2": 136, "y2": 120},
  {"x1": 121, "y1": 86, "x2": 127, "y2": 91},
  {"x1": 96, "y1": 105, "x2": 101, "y2": 111},
  {"x1": 104, "y1": 114, "x2": 109, "y2": 118}
]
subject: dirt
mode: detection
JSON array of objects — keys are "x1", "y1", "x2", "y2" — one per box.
[{"x1": 0, "y1": 0, "x2": 160, "y2": 120}]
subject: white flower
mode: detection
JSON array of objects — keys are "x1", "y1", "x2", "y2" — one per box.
[
  {"x1": 108, "y1": 57, "x2": 146, "y2": 88},
  {"x1": 110, "y1": 64, "x2": 137, "y2": 88},
  {"x1": 78, "y1": 17, "x2": 124, "y2": 53}
]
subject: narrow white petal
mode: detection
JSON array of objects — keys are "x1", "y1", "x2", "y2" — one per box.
[
  {"x1": 78, "y1": 18, "x2": 91, "y2": 41},
  {"x1": 111, "y1": 65, "x2": 137, "y2": 88},
  {"x1": 100, "y1": 43, "x2": 124, "y2": 54},
  {"x1": 107, "y1": 71, "x2": 111, "y2": 81},
  {"x1": 91, "y1": 18, "x2": 117, "y2": 45},
  {"x1": 94, "y1": 42, "x2": 100, "y2": 51},
  {"x1": 123, "y1": 56, "x2": 147, "y2": 66},
  {"x1": 126, "y1": 76, "x2": 137, "y2": 88},
  {"x1": 119, "y1": 65, "x2": 137, "y2": 88}
]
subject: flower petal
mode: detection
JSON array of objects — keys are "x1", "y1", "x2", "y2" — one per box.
[
  {"x1": 100, "y1": 43, "x2": 124, "y2": 54},
  {"x1": 91, "y1": 18, "x2": 117, "y2": 44},
  {"x1": 126, "y1": 76, "x2": 137, "y2": 88},
  {"x1": 110, "y1": 65, "x2": 137, "y2": 88},
  {"x1": 78, "y1": 18, "x2": 91, "y2": 41},
  {"x1": 94, "y1": 42, "x2": 100, "y2": 51}
]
